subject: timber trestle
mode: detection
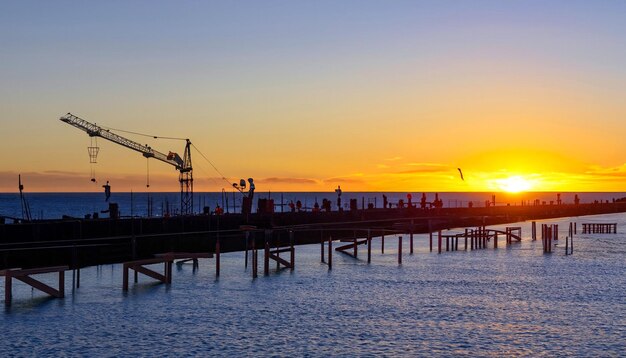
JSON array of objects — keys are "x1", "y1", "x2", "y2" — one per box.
[{"x1": 123, "y1": 252, "x2": 212, "y2": 291}]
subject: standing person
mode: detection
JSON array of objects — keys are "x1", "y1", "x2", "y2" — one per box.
[
  {"x1": 335, "y1": 185, "x2": 342, "y2": 211},
  {"x1": 247, "y1": 178, "x2": 255, "y2": 200},
  {"x1": 103, "y1": 181, "x2": 111, "y2": 202}
]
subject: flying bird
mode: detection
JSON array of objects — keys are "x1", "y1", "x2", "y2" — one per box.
[{"x1": 457, "y1": 168, "x2": 464, "y2": 181}]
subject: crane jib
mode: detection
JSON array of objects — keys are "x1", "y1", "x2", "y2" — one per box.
[{"x1": 59, "y1": 112, "x2": 194, "y2": 214}]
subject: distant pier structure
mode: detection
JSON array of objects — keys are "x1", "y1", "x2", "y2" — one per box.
[{"x1": 581, "y1": 223, "x2": 617, "y2": 234}]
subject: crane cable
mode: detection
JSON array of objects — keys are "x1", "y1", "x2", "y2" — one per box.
[
  {"x1": 190, "y1": 143, "x2": 233, "y2": 188},
  {"x1": 98, "y1": 125, "x2": 187, "y2": 141},
  {"x1": 94, "y1": 123, "x2": 233, "y2": 188}
]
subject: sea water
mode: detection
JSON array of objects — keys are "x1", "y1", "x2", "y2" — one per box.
[
  {"x1": 1, "y1": 191, "x2": 625, "y2": 220},
  {"x1": 1, "y1": 212, "x2": 625, "y2": 356}
]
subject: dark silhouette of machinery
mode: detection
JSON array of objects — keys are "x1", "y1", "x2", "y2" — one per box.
[{"x1": 60, "y1": 113, "x2": 193, "y2": 215}]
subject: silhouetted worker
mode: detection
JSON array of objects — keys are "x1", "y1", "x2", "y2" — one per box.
[
  {"x1": 407, "y1": 193, "x2": 413, "y2": 208},
  {"x1": 248, "y1": 178, "x2": 255, "y2": 200},
  {"x1": 335, "y1": 185, "x2": 342, "y2": 211},
  {"x1": 103, "y1": 181, "x2": 111, "y2": 202},
  {"x1": 289, "y1": 201, "x2": 295, "y2": 212},
  {"x1": 383, "y1": 195, "x2": 388, "y2": 209},
  {"x1": 296, "y1": 200, "x2": 302, "y2": 212}
]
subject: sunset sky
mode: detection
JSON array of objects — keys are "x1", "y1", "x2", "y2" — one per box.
[{"x1": 1, "y1": 1, "x2": 625, "y2": 192}]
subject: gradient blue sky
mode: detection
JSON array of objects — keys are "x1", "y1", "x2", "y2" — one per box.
[{"x1": 1, "y1": 1, "x2": 625, "y2": 192}]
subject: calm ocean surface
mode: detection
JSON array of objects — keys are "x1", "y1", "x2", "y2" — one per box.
[{"x1": 1, "y1": 195, "x2": 625, "y2": 356}]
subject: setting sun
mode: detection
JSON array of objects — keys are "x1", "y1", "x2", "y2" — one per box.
[{"x1": 496, "y1": 176, "x2": 533, "y2": 193}]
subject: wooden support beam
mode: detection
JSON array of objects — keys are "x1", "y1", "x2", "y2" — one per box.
[
  {"x1": 269, "y1": 254, "x2": 292, "y2": 269},
  {"x1": 2, "y1": 266, "x2": 69, "y2": 306}
]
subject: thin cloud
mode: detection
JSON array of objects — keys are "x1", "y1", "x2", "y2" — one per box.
[
  {"x1": 406, "y1": 162, "x2": 449, "y2": 167},
  {"x1": 260, "y1": 177, "x2": 318, "y2": 185}
]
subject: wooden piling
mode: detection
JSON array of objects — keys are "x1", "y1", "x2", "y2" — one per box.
[
  {"x1": 410, "y1": 232, "x2": 414, "y2": 254},
  {"x1": 264, "y1": 240, "x2": 270, "y2": 276},
  {"x1": 252, "y1": 238, "x2": 257, "y2": 278},
  {"x1": 381, "y1": 234, "x2": 385, "y2": 254},
  {"x1": 244, "y1": 231, "x2": 249, "y2": 269},
  {"x1": 328, "y1": 236, "x2": 332, "y2": 269},
  {"x1": 320, "y1": 230, "x2": 325, "y2": 263},
  {"x1": 398, "y1": 236, "x2": 402, "y2": 264},
  {"x1": 215, "y1": 238, "x2": 220, "y2": 277},
  {"x1": 428, "y1": 220, "x2": 432, "y2": 252},
  {"x1": 429, "y1": 231, "x2": 433, "y2": 252},
  {"x1": 290, "y1": 230, "x2": 295, "y2": 271},
  {"x1": 464, "y1": 228, "x2": 468, "y2": 250},
  {"x1": 438, "y1": 230, "x2": 442, "y2": 254},
  {"x1": 367, "y1": 230, "x2": 372, "y2": 263}
]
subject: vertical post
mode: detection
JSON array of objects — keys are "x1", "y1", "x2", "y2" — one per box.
[
  {"x1": 5, "y1": 274, "x2": 12, "y2": 306},
  {"x1": 367, "y1": 230, "x2": 372, "y2": 263},
  {"x1": 123, "y1": 265, "x2": 129, "y2": 291},
  {"x1": 464, "y1": 229, "x2": 468, "y2": 250},
  {"x1": 252, "y1": 237, "x2": 257, "y2": 278},
  {"x1": 320, "y1": 230, "x2": 325, "y2": 263},
  {"x1": 455, "y1": 236, "x2": 458, "y2": 251},
  {"x1": 76, "y1": 268, "x2": 80, "y2": 289},
  {"x1": 438, "y1": 230, "x2": 442, "y2": 254},
  {"x1": 167, "y1": 261, "x2": 173, "y2": 284},
  {"x1": 446, "y1": 236, "x2": 449, "y2": 252},
  {"x1": 494, "y1": 232, "x2": 498, "y2": 249},
  {"x1": 565, "y1": 235, "x2": 569, "y2": 255},
  {"x1": 215, "y1": 238, "x2": 220, "y2": 277},
  {"x1": 574, "y1": 222, "x2": 577, "y2": 235},
  {"x1": 555, "y1": 224, "x2": 558, "y2": 241},
  {"x1": 264, "y1": 241, "x2": 270, "y2": 276},
  {"x1": 244, "y1": 231, "x2": 249, "y2": 269},
  {"x1": 532, "y1": 221, "x2": 536, "y2": 240},
  {"x1": 381, "y1": 234, "x2": 385, "y2": 254},
  {"x1": 398, "y1": 236, "x2": 402, "y2": 264},
  {"x1": 290, "y1": 230, "x2": 295, "y2": 271},
  {"x1": 483, "y1": 226, "x2": 487, "y2": 249},
  {"x1": 428, "y1": 220, "x2": 433, "y2": 252},
  {"x1": 410, "y1": 219, "x2": 414, "y2": 254},
  {"x1": 353, "y1": 237, "x2": 358, "y2": 258},
  {"x1": 429, "y1": 231, "x2": 433, "y2": 252},
  {"x1": 470, "y1": 229, "x2": 474, "y2": 250},
  {"x1": 59, "y1": 270, "x2": 65, "y2": 298},
  {"x1": 328, "y1": 236, "x2": 332, "y2": 270}
]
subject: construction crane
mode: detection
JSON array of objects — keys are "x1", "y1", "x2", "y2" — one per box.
[{"x1": 60, "y1": 113, "x2": 193, "y2": 215}]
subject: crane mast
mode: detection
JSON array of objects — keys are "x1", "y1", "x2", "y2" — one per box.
[{"x1": 60, "y1": 113, "x2": 193, "y2": 215}]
